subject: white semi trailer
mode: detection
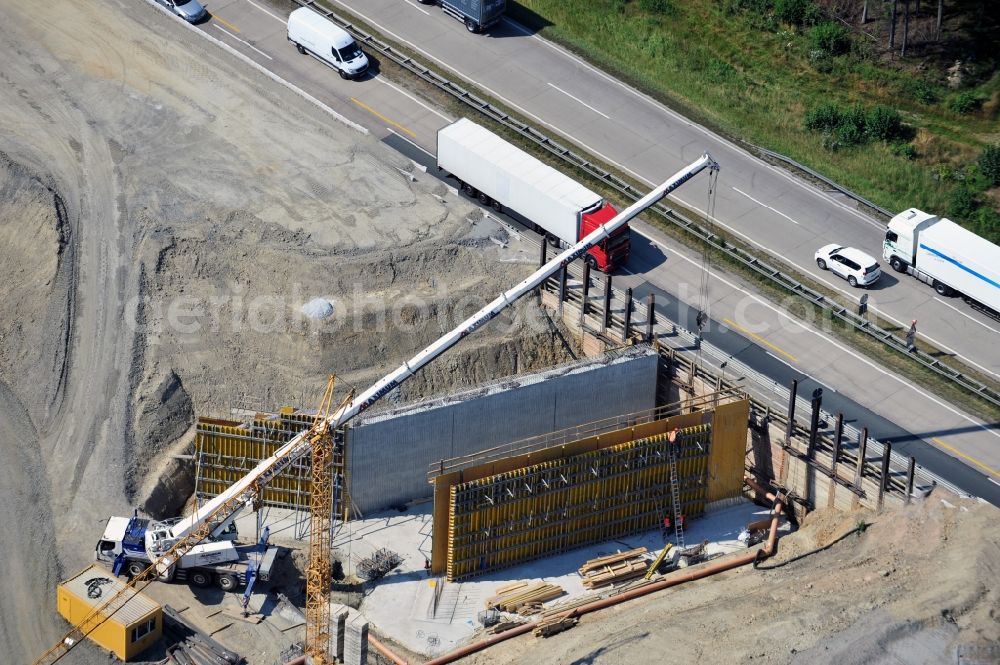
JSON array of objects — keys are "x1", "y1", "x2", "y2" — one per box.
[
  {"x1": 437, "y1": 118, "x2": 630, "y2": 273},
  {"x1": 883, "y1": 208, "x2": 1000, "y2": 315}
]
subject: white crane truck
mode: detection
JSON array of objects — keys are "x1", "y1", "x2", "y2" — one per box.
[
  {"x1": 883, "y1": 208, "x2": 1000, "y2": 316},
  {"x1": 437, "y1": 118, "x2": 630, "y2": 273},
  {"x1": 94, "y1": 510, "x2": 277, "y2": 594},
  {"x1": 87, "y1": 153, "x2": 716, "y2": 611}
]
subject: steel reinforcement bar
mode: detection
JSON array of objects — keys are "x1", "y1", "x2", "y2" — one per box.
[{"x1": 291, "y1": 0, "x2": 999, "y2": 410}]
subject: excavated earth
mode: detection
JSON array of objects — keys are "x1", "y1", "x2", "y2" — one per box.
[{"x1": 0, "y1": 1, "x2": 572, "y2": 663}]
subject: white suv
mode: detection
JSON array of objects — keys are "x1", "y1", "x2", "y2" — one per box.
[{"x1": 815, "y1": 244, "x2": 881, "y2": 288}]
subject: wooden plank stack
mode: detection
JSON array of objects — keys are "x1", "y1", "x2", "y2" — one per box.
[
  {"x1": 579, "y1": 547, "x2": 649, "y2": 589},
  {"x1": 533, "y1": 615, "x2": 578, "y2": 637},
  {"x1": 486, "y1": 619, "x2": 525, "y2": 635},
  {"x1": 486, "y1": 582, "x2": 565, "y2": 614}
]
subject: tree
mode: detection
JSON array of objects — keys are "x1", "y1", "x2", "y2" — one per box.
[
  {"x1": 889, "y1": 0, "x2": 898, "y2": 49},
  {"x1": 902, "y1": 0, "x2": 910, "y2": 56},
  {"x1": 862, "y1": 0, "x2": 869, "y2": 23},
  {"x1": 936, "y1": 0, "x2": 943, "y2": 40}
]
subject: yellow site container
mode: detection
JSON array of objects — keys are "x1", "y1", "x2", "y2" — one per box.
[{"x1": 56, "y1": 565, "x2": 162, "y2": 661}]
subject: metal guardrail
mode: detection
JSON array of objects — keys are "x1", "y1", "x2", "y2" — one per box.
[
  {"x1": 551, "y1": 261, "x2": 968, "y2": 499},
  {"x1": 294, "y1": 1, "x2": 1000, "y2": 411},
  {"x1": 754, "y1": 147, "x2": 894, "y2": 220}
]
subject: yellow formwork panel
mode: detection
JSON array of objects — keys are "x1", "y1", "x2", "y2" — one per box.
[
  {"x1": 193, "y1": 412, "x2": 318, "y2": 510},
  {"x1": 446, "y1": 425, "x2": 712, "y2": 580}
]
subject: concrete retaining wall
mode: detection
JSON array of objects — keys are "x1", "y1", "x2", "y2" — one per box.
[{"x1": 346, "y1": 346, "x2": 658, "y2": 515}]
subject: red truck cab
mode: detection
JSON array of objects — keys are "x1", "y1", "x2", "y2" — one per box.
[{"x1": 581, "y1": 202, "x2": 630, "y2": 272}]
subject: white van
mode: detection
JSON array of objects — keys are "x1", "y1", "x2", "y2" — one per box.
[{"x1": 287, "y1": 8, "x2": 369, "y2": 80}]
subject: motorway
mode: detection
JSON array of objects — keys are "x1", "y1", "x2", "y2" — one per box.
[
  {"x1": 331, "y1": 0, "x2": 1000, "y2": 383},
  {"x1": 157, "y1": 0, "x2": 1000, "y2": 503}
]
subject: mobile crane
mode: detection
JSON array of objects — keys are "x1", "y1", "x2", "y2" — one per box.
[{"x1": 35, "y1": 152, "x2": 719, "y2": 665}]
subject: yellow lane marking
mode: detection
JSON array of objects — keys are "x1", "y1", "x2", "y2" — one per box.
[
  {"x1": 722, "y1": 318, "x2": 798, "y2": 363},
  {"x1": 931, "y1": 437, "x2": 1000, "y2": 479},
  {"x1": 350, "y1": 97, "x2": 417, "y2": 138},
  {"x1": 212, "y1": 14, "x2": 241, "y2": 33}
]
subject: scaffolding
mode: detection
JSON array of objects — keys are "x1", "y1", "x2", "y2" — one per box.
[{"x1": 445, "y1": 425, "x2": 711, "y2": 580}]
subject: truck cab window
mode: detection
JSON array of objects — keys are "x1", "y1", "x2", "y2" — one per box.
[{"x1": 885, "y1": 231, "x2": 898, "y2": 243}]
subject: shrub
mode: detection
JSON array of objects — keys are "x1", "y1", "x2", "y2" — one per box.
[
  {"x1": 891, "y1": 143, "x2": 917, "y2": 160},
  {"x1": 949, "y1": 91, "x2": 982, "y2": 114},
  {"x1": 975, "y1": 207, "x2": 1000, "y2": 243},
  {"x1": 835, "y1": 104, "x2": 867, "y2": 145},
  {"x1": 774, "y1": 0, "x2": 815, "y2": 25},
  {"x1": 809, "y1": 21, "x2": 850, "y2": 56},
  {"x1": 866, "y1": 106, "x2": 903, "y2": 141},
  {"x1": 907, "y1": 80, "x2": 937, "y2": 105},
  {"x1": 949, "y1": 186, "x2": 976, "y2": 219},
  {"x1": 978, "y1": 144, "x2": 1000, "y2": 186},
  {"x1": 639, "y1": 0, "x2": 672, "y2": 14},
  {"x1": 804, "y1": 103, "x2": 842, "y2": 131}
]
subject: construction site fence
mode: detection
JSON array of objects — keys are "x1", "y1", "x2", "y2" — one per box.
[
  {"x1": 536, "y1": 263, "x2": 968, "y2": 505},
  {"x1": 290, "y1": 0, "x2": 999, "y2": 410}
]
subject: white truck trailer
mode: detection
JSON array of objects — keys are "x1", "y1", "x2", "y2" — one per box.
[
  {"x1": 437, "y1": 118, "x2": 629, "y2": 272},
  {"x1": 883, "y1": 208, "x2": 1000, "y2": 315}
]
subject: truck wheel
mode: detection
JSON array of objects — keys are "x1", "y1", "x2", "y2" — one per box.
[
  {"x1": 478, "y1": 192, "x2": 491, "y2": 206},
  {"x1": 816, "y1": 258, "x2": 827, "y2": 270},
  {"x1": 848, "y1": 276, "x2": 858, "y2": 288},
  {"x1": 190, "y1": 571, "x2": 212, "y2": 588},
  {"x1": 217, "y1": 574, "x2": 238, "y2": 592},
  {"x1": 127, "y1": 561, "x2": 146, "y2": 577},
  {"x1": 491, "y1": 200, "x2": 503, "y2": 213},
  {"x1": 461, "y1": 182, "x2": 477, "y2": 197},
  {"x1": 933, "y1": 281, "x2": 952, "y2": 296},
  {"x1": 889, "y1": 256, "x2": 905, "y2": 272},
  {"x1": 338, "y1": 68, "x2": 350, "y2": 80},
  {"x1": 585, "y1": 254, "x2": 599, "y2": 271},
  {"x1": 546, "y1": 233, "x2": 560, "y2": 248},
  {"x1": 465, "y1": 18, "x2": 479, "y2": 33},
  {"x1": 295, "y1": 43, "x2": 306, "y2": 55}
]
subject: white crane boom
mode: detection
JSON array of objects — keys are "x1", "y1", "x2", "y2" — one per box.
[{"x1": 165, "y1": 153, "x2": 718, "y2": 543}]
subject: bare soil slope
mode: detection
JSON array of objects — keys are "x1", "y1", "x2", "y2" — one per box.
[
  {"x1": 0, "y1": 1, "x2": 572, "y2": 662},
  {"x1": 467, "y1": 494, "x2": 1000, "y2": 665}
]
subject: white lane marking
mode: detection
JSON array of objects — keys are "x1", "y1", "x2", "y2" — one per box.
[
  {"x1": 634, "y1": 227, "x2": 1000, "y2": 442},
  {"x1": 765, "y1": 351, "x2": 800, "y2": 372},
  {"x1": 242, "y1": 0, "x2": 286, "y2": 23},
  {"x1": 386, "y1": 126, "x2": 435, "y2": 158},
  {"x1": 934, "y1": 297, "x2": 1000, "y2": 336},
  {"x1": 405, "y1": 0, "x2": 430, "y2": 15},
  {"x1": 732, "y1": 186, "x2": 800, "y2": 225},
  {"x1": 989, "y1": 476, "x2": 1000, "y2": 487},
  {"x1": 373, "y1": 77, "x2": 453, "y2": 122},
  {"x1": 500, "y1": 17, "x2": 885, "y2": 232},
  {"x1": 547, "y1": 83, "x2": 610, "y2": 119},
  {"x1": 214, "y1": 25, "x2": 272, "y2": 59}
]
